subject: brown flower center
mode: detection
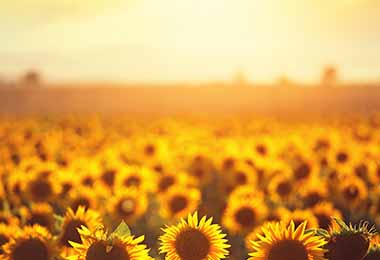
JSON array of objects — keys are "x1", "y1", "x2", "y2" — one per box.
[
  {"x1": 101, "y1": 170, "x2": 116, "y2": 187},
  {"x1": 294, "y1": 163, "x2": 311, "y2": 180},
  {"x1": 60, "y1": 220, "x2": 86, "y2": 247},
  {"x1": 268, "y1": 240, "x2": 308, "y2": 260},
  {"x1": 169, "y1": 196, "x2": 188, "y2": 214},
  {"x1": 234, "y1": 207, "x2": 256, "y2": 228},
  {"x1": 29, "y1": 180, "x2": 53, "y2": 201},
  {"x1": 82, "y1": 177, "x2": 94, "y2": 187},
  {"x1": 26, "y1": 213, "x2": 52, "y2": 230},
  {"x1": 158, "y1": 176, "x2": 175, "y2": 192},
  {"x1": 256, "y1": 144, "x2": 267, "y2": 156},
  {"x1": 276, "y1": 181, "x2": 292, "y2": 197},
  {"x1": 86, "y1": 242, "x2": 130, "y2": 260},
  {"x1": 0, "y1": 216, "x2": 9, "y2": 225},
  {"x1": 336, "y1": 152, "x2": 348, "y2": 163},
  {"x1": 315, "y1": 213, "x2": 331, "y2": 230},
  {"x1": 355, "y1": 164, "x2": 368, "y2": 179},
  {"x1": 364, "y1": 250, "x2": 380, "y2": 260},
  {"x1": 144, "y1": 144, "x2": 156, "y2": 156},
  {"x1": 304, "y1": 192, "x2": 323, "y2": 208},
  {"x1": 12, "y1": 239, "x2": 49, "y2": 260},
  {"x1": 175, "y1": 229, "x2": 210, "y2": 260},
  {"x1": 71, "y1": 197, "x2": 91, "y2": 211},
  {"x1": 235, "y1": 171, "x2": 248, "y2": 185},
  {"x1": 327, "y1": 233, "x2": 369, "y2": 260},
  {"x1": 343, "y1": 185, "x2": 359, "y2": 201},
  {"x1": 223, "y1": 157, "x2": 235, "y2": 171},
  {"x1": 124, "y1": 176, "x2": 141, "y2": 188}
]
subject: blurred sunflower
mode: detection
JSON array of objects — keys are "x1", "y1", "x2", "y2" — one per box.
[
  {"x1": 268, "y1": 174, "x2": 294, "y2": 204},
  {"x1": 159, "y1": 212, "x2": 230, "y2": 260},
  {"x1": 1, "y1": 225, "x2": 58, "y2": 260},
  {"x1": 265, "y1": 207, "x2": 291, "y2": 223},
  {"x1": 156, "y1": 172, "x2": 194, "y2": 194},
  {"x1": 312, "y1": 202, "x2": 342, "y2": 230},
  {"x1": 23, "y1": 170, "x2": 60, "y2": 203},
  {"x1": 338, "y1": 176, "x2": 368, "y2": 209},
  {"x1": 69, "y1": 225, "x2": 153, "y2": 260},
  {"x1": 247, "y1": 221, "x2": 327, "y2": 260},
  {"x1": 108, "y1": 189, "x2": 148, "y2": 224},
  {"x1": 222, "y1": 198, "x2": 268, "y2": 234},
  {"x1": 67, "y1": 187, "x2": 100, "y2": 211},
  {"x1": 115, "y1": 165, "x2": 155, "y2": 192},
  {"x1": 160, "y1": 187, "x2": 201, "y2": 220},
  {"x1": 187, "y1": 153, "x2": 215, "y2": 186},
  {"x1": 292, "y1": 159, "x2": 319, "y2": 184},
  {"x1": 299, "y1": 180, "x2": 328, "y2": 208},
  {"x1": 20, "y1": 203, "x2": 55, "y2": 232},
  {"x1": 288, "y1": 210, "x2": 319, "y2": 229}
]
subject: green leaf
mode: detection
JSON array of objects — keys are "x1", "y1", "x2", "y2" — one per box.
[{"x1": 110, "y1": 221, "x2": 131, "y2": 239}]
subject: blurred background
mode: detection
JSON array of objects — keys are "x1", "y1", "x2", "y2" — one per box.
[{"x1": 1, "y1": 0, "x2": 380, "y2": 116}]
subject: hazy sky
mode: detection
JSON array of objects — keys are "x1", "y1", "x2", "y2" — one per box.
[{"x1": 1, "y1": 0, "x2": 380, "y2": 83}]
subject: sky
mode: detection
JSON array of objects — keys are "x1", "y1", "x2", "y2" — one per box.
[{"x1": 1, "y1": 0, "x2": 380, "y2": 84}]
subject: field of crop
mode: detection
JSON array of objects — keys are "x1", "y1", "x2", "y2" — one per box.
[{"x1": 1, "y1": 114, "x2": 380, "y2": 260}]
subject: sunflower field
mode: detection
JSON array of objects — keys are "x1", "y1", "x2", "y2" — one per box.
[{"x1": 1, "y1": 115, "x2": 380, "y2": 260}]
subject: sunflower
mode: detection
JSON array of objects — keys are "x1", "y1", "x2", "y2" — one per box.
[
  {"x1": 312, "y1": 202, "x2": 342, "y2": 230},
  {"x1": 160, "y1": 187, "x2": 201, "y2": 220},
  {"x1": 268, "y1": 174, "x2": 294, "y2": 203},
  {"x1": 228, "y1": 185, "x2": 264, "y2": 201},
  {"x1": 23, "y1": 170, "x2": 60, "y2": 203},
  {"x1": 292, "y1": 159, "x2": 319, "y2": 184},
  {"x1": 247, "y1": 221, "x2": 327, "y2": 260},
  {"x1": 364, "y1": 235, "x2": 380, "y2": 260},
  {"x1": 58, "y1": 206, "x2": 102, "y2": 255},
  {"x1": 325, "y1": 218, "x2": 376, "y2": 260},
  {"x1": 299, "y1": 180, "x2": 328, "y2": 208},
  {"x1": 337, "y1": 176, "x2": 368, "y2": 209},
  {"x1": 1, "y1": 225, "x2": 58, "y2": 260},
  {"x1": 187, "y1": 153, "x2": 215, "y2": 186},
  {"x1": 265, "y1": 207, "x2": 291, "y2": 223},
  {"x1": 367, "y1": 162, "x2": 380, "y2": 186},
  {"x1": 228, "y1": 162, "x2": 258, "y2": 188},
  {"x1": 156, "y1": 172, "x2": 194, "y2": 194},
  {"x1": 0, "y1": 224, "x2": 17, "y2": 255},
  {"x1": 327, "y1": 146, "x2": 357, "y2": 172},
  {"x1": 159, "y1": 212, "x2": 230, "y2": 260},
  {"x1": 115, "y1": 165, "x2": 155, "y2": 192},
  {"x1": 68, "y1": 225, "x2": 153, "y2": 260},
  {"x1": 245, "y1": 222, "x2": 275, "y2": 249},
  {"x1": 352, "y1": 159, "x2": 377, "y2": 183},
  {"x1": 222, "y1": 198, "x2": 268, "y2": 234},
  {"x1": 0, "y1": 211, "x2": 19, "y2": 227},
  {"x1": 108, "y1": 189, "x2": 148, "y2": 224},
  {"x1": 288, "y1": 210, "x2": 319, "y2": 229},
  {"x1": 20, "y1": 203, "x2": 55, "y2": 232},
  {"x1": 67, "y1": 187, "x2": 100, "y2": 211}
]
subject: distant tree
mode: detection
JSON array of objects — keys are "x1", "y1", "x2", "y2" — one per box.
[
  {"x1": 321, "y1": 66, "x2": 338, "y2": 87},
  {"x1": 22, "y1": 70, "x2": 42, "y2": 87}
]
